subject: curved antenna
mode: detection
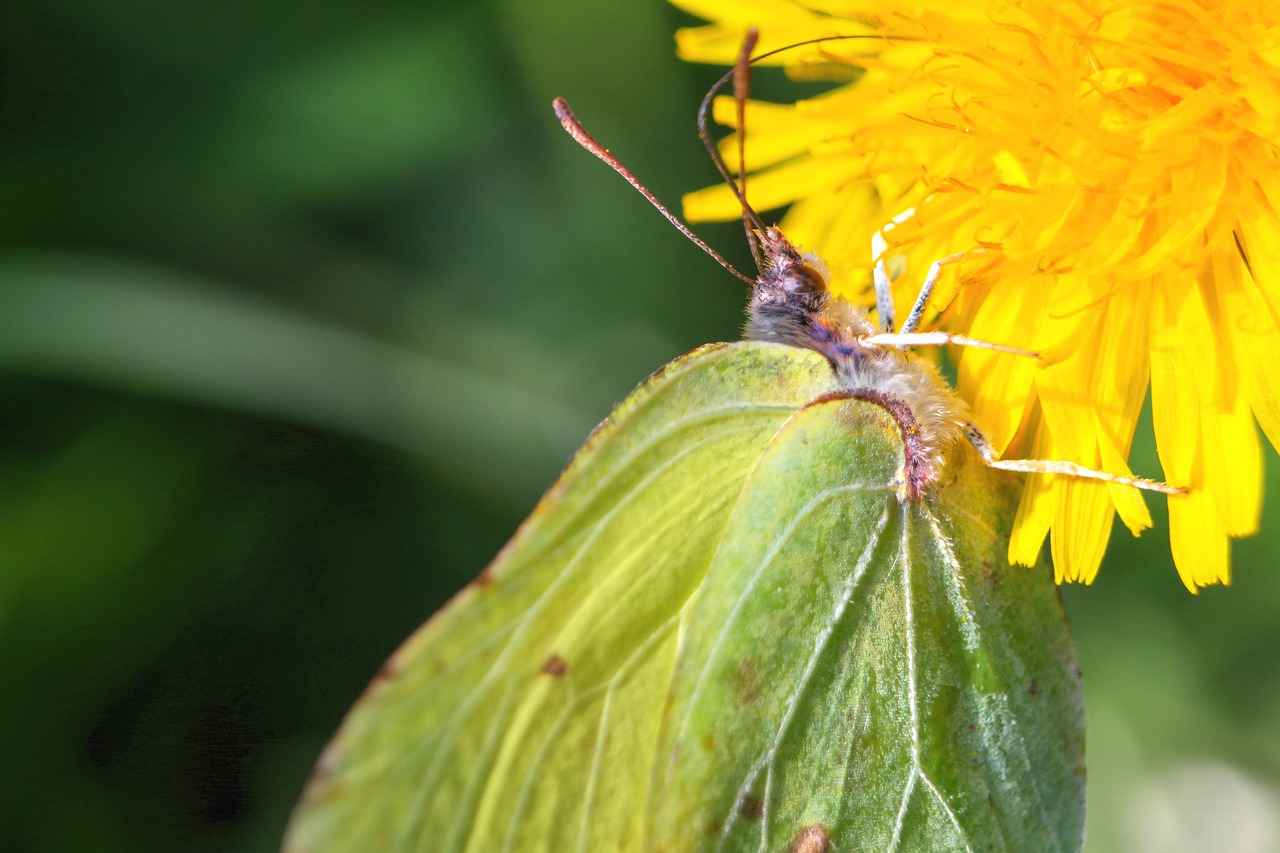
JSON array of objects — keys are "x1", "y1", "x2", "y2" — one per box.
[
  {"x1": 732, "y1": 29, "x2": 764, "y2": 271},
  {"x1": 697, "y1": 32, "x2": 913, "y2": 269},
  {"x1": 554, "y1": 97, "x2": 755, "y2": 285},
  {"x1": 698, "y1": 55, "x2": 767, "y2": 269}
]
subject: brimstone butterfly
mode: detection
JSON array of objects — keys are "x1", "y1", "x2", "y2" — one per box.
[{"x1": 284, "y1": 31, "x2": 1178, "y2": 853}]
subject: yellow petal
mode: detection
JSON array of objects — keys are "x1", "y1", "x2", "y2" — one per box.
[
  {"x1": 1092, "y1": 280, "x2": 1154, "y2": 534},
  {"x1": 1093, "y1": 279, "x2": 1152, "y2": 444},
  {"x1": 1051, "y1": 478, "x2": 1116, "y2": 585},
  {"x1": 1230, "y1": 208, "x2": 1280, "y2": 449},
  {"x1": 957, "y1": 275, "x2": 1048, "y2": 452},
  {"x1": 1085, "y1": 67, "x2": 1150, "y2": 95},
  {"x1": 1243, "y1": 186, "x2": 1280, "y2": 307},
  {"x1": 1149, "y1": 275, "x2": 1204, "y2": 486},
  {"x1": 1036, "y1": 340, "x2": 1101, "y2": 468},
  {"x1": 1200, "y1": 390, "x2": 1263, "y2": 538},
  {"x1": 1120, "y1": 148, "x2": 1226, "y2": 278},
  {"x1": 683, "y1": 154, "x2": 853, "y2": 221},
  {"x1": 1034, "y1": 328, "x2": 1130, "y2": 581},
  {"x1": 1010, "y1": 464, "x2": 1057, "y2": 570},
  {"x1": 707, "y1": 99, "x2": 815, "y2": 172},
  {"x1": 1095, "y1": 425, "x2": 1153, "y2": 536},
  {"x1": 991, "y1": 150, "x2": 1030, "y2": 189},
  {"x1": 672, "y1": 2, "x2": 873, "y2": 65},
  {"x1": 1169, "y1": 478, "x2": 1230, "y2": 592}
]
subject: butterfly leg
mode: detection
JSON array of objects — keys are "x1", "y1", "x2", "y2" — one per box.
[
  {"x1": 900, "y1": 251, "x2": 968, "y2": 334},
  {"x1": 963, "y1": 423, "x2": 1185, "y2": 495},
  {"x1": 862, "y1": 330, "x2": 1039, "y2": 359},
  {"x1": 871, "y1": 208, "x2": 917, "y2": 333},
  {"x1": 872, "y1": 209, "x2": 969, "y2": 335}
]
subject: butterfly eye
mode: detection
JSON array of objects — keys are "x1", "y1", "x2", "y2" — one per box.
[{"x1": 782, "y1": 264, "x2": 827, "y2": 295}]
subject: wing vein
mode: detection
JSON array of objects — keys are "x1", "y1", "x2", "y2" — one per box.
[
  {"x1": 507, "y1": 402, "x2": 802, "y2": 570},
  {"x1": 713, "y1": 500, "x2": 892, "y2": 852},
  {"x1": 498, "y1": 614, "x2": 680, "y2": 853},
  {"x1": 921, "y1": 504, "x2": 1037, "y2": 852},
  {"x1": 407, "y1": 426, "x2": 759, "y2": 849},
  {"x1": 920, "y1": 769, "x2": 977, "y2": 852},
  {"x1": 888, "y1": 510, "x2": 917, "y2": 853}
]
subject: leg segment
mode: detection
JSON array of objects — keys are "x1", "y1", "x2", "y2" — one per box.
[
  {"x1": 862, "y1": 331, "x2": 1039, "y2": 359},
  {"x1": 964, "y1": 424, "x2": 1185, "y2": 495},
  {"x1": 871, "y1": 208, "x2": 916, "y2": 333},
  {"x1": 901, "y1": 252, "x2": 965, "y2": 334}
]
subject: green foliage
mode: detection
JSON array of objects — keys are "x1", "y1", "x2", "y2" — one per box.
[{"x1": 285, "y1": 343, "x2": 1084, "y2": 852}]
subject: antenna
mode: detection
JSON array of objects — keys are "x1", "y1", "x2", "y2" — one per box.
[
  {"x1": 697, "y1": 37, "x2": 768, "y2": 271},
  {"x1": 732, "y1": 28, "x2": 764, "y2": 271},
  {"x1": 556, "y1": 33, "x2": 909, "y2": 288},
  {"x1": 553, "y1": 97, "x2": 755, "y2": 285},
  {"x1": 697, "y1": 32, "x2": 909, "y2": 268}
]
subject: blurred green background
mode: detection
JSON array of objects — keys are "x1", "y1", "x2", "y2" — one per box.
[{"x1": 2, "y1": 2, "x2": 1277, "y2": 852}]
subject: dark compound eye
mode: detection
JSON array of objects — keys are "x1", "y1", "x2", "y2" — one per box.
[{"x1": 780, "y1": 264, "x2": 827, "y2": 295}]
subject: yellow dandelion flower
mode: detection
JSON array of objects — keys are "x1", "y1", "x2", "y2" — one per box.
[{"x1": 671, "y1": 0, "x2": 1280, "y2": 591}]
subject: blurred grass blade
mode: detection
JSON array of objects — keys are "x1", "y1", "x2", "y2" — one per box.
[{"x1": 0, "y1": 253, "x2": 593, "y2": 497}]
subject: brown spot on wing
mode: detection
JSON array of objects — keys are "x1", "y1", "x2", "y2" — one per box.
[
  {"x1": 737, "y1": 659, "x2": 761, "y2": 705},
  {"x1": 541, "y1": 655, "x2": 567, "y2": 677},
  {"x1": 788, "y1": 823, "x2": 832, "y2": 853},
  {"x1": 737, "y1": 794, "x2": 764, "y2": 822}
]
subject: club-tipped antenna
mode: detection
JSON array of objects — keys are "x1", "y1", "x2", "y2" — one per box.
[
  {"x1": 553, "y1": 97, "x2": 755, "y2": 286},
  {"x1": 732, "y1": 29, "x2": 764, "y2": 271},
  {"x1": 698, "y1": 52, "x2": 767, "y2": 273},
  {"x1": 697, "y1": 32, "x2": 913, "y2": 269}
]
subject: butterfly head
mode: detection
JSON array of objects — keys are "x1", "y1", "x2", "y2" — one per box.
[{"x1": 756, "y1": 226, "x2": 828, "y2": 300}]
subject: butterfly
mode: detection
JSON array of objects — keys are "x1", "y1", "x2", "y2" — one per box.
[{"x1": 284, "y1": 29, "x2": 1176, "y2": 853}]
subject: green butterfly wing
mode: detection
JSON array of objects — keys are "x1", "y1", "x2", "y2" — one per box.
[
  {"x1": 649, "y1": 391, "x2": 1084, "y2": 851},
  {"x1": 284, "y1": 341, "x2": 1084, "y2": 853}
]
